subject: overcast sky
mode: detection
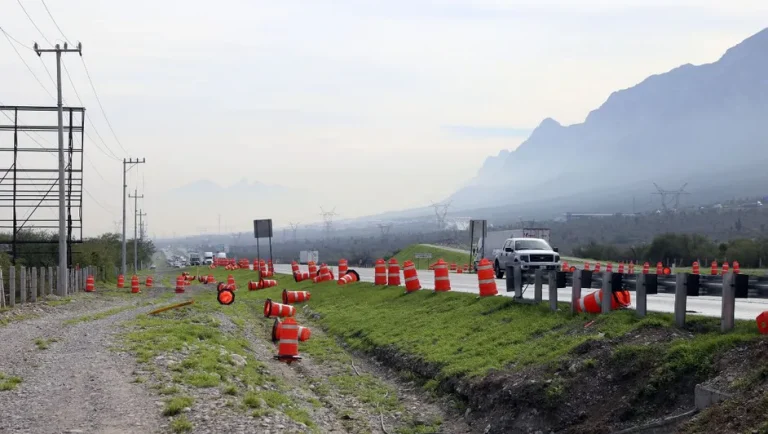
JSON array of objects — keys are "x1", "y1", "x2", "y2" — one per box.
[{"x1": 1, "y1": 0, "x2": 766, "y2": 237}]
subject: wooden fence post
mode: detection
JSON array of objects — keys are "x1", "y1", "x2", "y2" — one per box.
[
  {"x1": 675, "y1": 273, "x2": 688, "y2": 328},
  {"x1": 30, "y1": 268, "x2": 37, "y2": 303},
  {"x1": 9, "y1": 267, "x2": 15, "y2": 307},
  {"x1": 548, "y1": 271, "x2": 558, "y2": 312},
  {"x1": 0, "y1": 269, "x2": 4, "y2": 308},
  {"x1": 635, "y1": 272, "x2": 647, "y2": 318},
  {"x1": 48, "y1": 267, "x2": 53, "y2": 296},
  {"x1": 533, "y1": 268, "x2": 543, "y2": 303},
  {"x1": 571, "y1": 269, "x2": 582, "y2": 315},
  {"x1": 20, "y1": 267, "x2": 26, "y2": 304}
]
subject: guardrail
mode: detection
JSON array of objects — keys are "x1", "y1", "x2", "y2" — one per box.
[
  {"x1": 504, "y1": 266, "x2": 760, "y2": 331},
  {"x1": 0, "y1": 265, "x2": 101, "y2": 308}
]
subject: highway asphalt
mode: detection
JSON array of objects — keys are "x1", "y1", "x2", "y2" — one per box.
[{"x1": 275, "y1": 264, "x2": 768, "y2": 321}]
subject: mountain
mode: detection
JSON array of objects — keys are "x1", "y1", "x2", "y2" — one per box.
[{"x1": 449, "y1": 28, "x2": 768, "y2": 212}]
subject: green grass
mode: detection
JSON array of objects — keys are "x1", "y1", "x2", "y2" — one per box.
[
  {"x1": 0, "y1": 312, "x2": 39, "y2": 327},
  {"x1": 163, "y1": 395, "x2": 194, "y2": 416},
  {"x1": 207, "y1": 271, "x2": 762, "y2": 384},
  {"x1": 170, "y1": 415, "x2": 193, "y2": 433},
  {"x1": 46, "y1": 298, "x2": 72, "y2": 307},
  {"x1": 65, "y1": 305, "x2": 137, "y2": 325},
  {"x1": 330, "y1": 374, "x2": 400, "y2": 411},
  {"x1": 0, "y1": 372, "x2": 22, "y2": 391},
  {"x1": 393, "y1": 244, "x2": 472, "y2": 269},
  {"x1": 158, "y1": 385, "x2": 180, "y2": 395},
  {"x1": 34, "y1": 337, "x2": 59, "y2": 350}
]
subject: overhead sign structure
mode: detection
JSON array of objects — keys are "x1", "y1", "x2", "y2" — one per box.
[{"x1": 253, "y1": 219, "x2": 274, "y2": 278}]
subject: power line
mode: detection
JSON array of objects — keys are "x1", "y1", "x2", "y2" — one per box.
[
  {"x1": 61, "y1": 58, "x2": 122, "y2": 161},
  {"x1": 0, "y1": 26, "x2": 33, "y2": 50},
  {"x1": 15, "y1": 0, "x2": 52, "y2": 45},
  {"x1": 84, "y1": 187, "x2": 116, "y2": 216},
  {"x1": 41, "y1": 0, "x2": 70, "y2": 44},
  {"x1": 1, "y1": 29, "x2": 55, "y2": 100},
  {"x1": 80, "y1": 57, "x2": 129, "y2": 156}
]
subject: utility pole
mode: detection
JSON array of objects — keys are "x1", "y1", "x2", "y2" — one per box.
[
  {"x1": 34, "y1": 42, "x2": 82, "y2": 296},
  {"x1": 122, "y1": 158, "x2": 145, "y2": 275},
  {"x1": 138, "y1": 210, "x2": 147, "y2": 270},
  {"x1": 129, "y1": 189, "x2": 144, "y2": 272}
]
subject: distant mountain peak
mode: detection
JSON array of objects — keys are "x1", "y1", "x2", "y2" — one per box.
[{"x1": 719, "y1": 27, "x2": 768, "y2": 64}]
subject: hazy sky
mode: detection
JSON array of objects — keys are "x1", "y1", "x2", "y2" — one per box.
[{"x1": 1, "y1": 0, "x2": 766, "y2": 237}]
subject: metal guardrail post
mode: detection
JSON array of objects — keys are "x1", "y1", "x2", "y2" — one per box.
[
  {"x1": 20, "y1": 268, "x2": 26, "y2": 304},
  {"x1": 514, "y1": 265, "x2": 523, "y2": 299},
  {"x1": 721, "y1": 272, "x2": 735, "y2": 332},
  {"x1": 675, "y1": 273, "x2": 688, "y2": 327},
  {"x1": 534, "y1": 269, "x2": 543, "y2": 303},
  {"x1": 601, "y1": 271, "x2": 612, "y2": 313},
  {"x1": 571, "y1": 269, "x2": 582, "y2": 315},
  {"x1": 9, "y1": 267, "x2": 15, "y2": 307},
  {"x1": 548, "y1": 271, "x2": 557, "y2": 312},
  {"x1": 636, "y1": 273, "x2": 647, "y2": 318}
]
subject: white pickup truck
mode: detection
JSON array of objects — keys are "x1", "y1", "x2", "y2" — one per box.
[{"x1": 493, "y1": 237, "x2": 560, "y2": 278}]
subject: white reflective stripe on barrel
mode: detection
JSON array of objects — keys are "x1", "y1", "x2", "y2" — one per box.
[
  {"x1": 403, "y1": 265, "x2": 415, "y2": 271},
  {"x1": 435, "y1": 276, "x2": 450, "y2": 281},
  {"x1": 477, "y1": 265, "x2": 492, "y2": 271},
  {"x1": 478, "y1": 279, "x2": 495, "y2": 285},
  {"x1": 280, "y1": 339, "x2": 299, "y2": 344},
  {"x1": 434, "y1": 265, "x2": 447, "y2": 269},
  {"x1": 405, "y1": 276, "x2": 418, "y2": 282}
]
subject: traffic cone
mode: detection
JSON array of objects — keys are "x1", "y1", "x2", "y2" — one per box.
[
  {"x1": 176, "y1": 276, "x2": 185, "y2": 294},
  {"x1": 476, "y1": 258, "x2": 497, "y2": 297},
  {"x1": 217, "y1": 288, "x2": 235, "y2": 305},
  {"x1": 117, "y1": 274, "x2": 125, "y2": 289},
  {"x1": 264, "y1": 299, "x2": 296, "y2": 318},
  {"x1": 85, "y1": 275, "x2": 95, "y2": 292},
  {"x1": 433, "y1": 259, "x2": 451, "y2": 292},
  {"x1": 402, "y1": 261, "x2": 421, "y2": 293},
  {"x1": 337, "y1": 270, "x2": 360, "y2": 285},
  {"x1": 145, "y1": 276, "x2": 154, "y2": 288},
  {"x1": 131, "y1": 275, "x2": 140, "y2": 293},
  {"x1": 274, "y1": 317, "x2": 301, "y2": 364},
  {"x1": 282, "y1": 289, "x2": 310, "y2": 304}
]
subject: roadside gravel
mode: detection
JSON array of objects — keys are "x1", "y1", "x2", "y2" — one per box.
[{"x1": 0, "y1": 288, "x2": 167, "y2": 434}]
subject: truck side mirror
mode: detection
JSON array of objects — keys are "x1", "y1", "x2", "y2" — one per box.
[
  {"x1": 504, "y1": 247, "x2": 513, "y2": 252},
  {"x1": 553, "y1": 247, "x2": 559, "y2": 253}
]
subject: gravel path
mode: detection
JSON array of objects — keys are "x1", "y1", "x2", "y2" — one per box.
[{"x1": 0, "y1": 291, "x2": 165, "y2": 434}]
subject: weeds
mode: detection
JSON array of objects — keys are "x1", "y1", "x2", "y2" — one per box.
[
  {"x1": 0, "y1": 373, "x2": 22, "y2": 391},
  {"x1": 163, "y1": 395, "x2": 194, "y2": 416}
]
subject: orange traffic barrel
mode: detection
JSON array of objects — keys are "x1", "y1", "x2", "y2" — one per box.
[
  {"x1": 227, "y1": 274, "x2": 235, "y2": 288},
  {"x1": 449, "y1": 263, "x2": 457, "y2": 273},
  {"x1": 374, "y1": 259, "x2": 387, "y2": 285},
  {"x1": 692, "y1": 261, "x2": 700, "y2": 275},
  {"x1": 337, "y1": 270, "x2": 360, "y2": 285},
  {"x1": 313, "y1": 264, "x2": 333, "y2": 283},
  {"x1": 117, "y1": 274, "x2": 125, "y2": 288},
  {"x1": 261, "y1": 279, "x2": 277, "y2": 289},
  {"x1": 628, "y1": 261, "x2": 635, "y2": 274},
  {"x1": 217, "y1": 287, "x2": 235, "y2": 305},
  {"x1": 618, "y1": 262, "x2": 625, "y2": 274},
  {"x1": 294, "y1": 271, "x2": 310, "y2": 282},
  {"x1": 606, "y1": 262, "x2": 613, "y2": 273},
  {"x1": 663, "y1": 267, "x2": 671, "y2": 275},
  {"x1": 594, "y1": 262, "x2": 601, "y2": 272},
  {"x1": 642, "y1": 262, "x2": 649, "y2": 274},
  {"x1": 402, "y1": 261, "x2": 420, "y2": 293},
  {"x1": 733, "y1": 261, "x2": 740, "y2": 274},
  {"x1": 85, "y1": 275, "x2": 95, "y2": 292},
  {"x1": 757, "y1": 311, "x2": 768, "y2": 335},
  {"x1": 711, "y1": 261, "x2": 718, "y2": 275},
  {"x1": 283, "y1": 289, "x2": 310, "y2": 304},
  {"x1": 131, "y1": 275, "x2": 140, "y2": 294},
  {"x1": 584, "y1": 262, "x2": 590, "y2": 271},
  {"x1": 656, "y1": 262, "x2": 663, "y2": 275},
  {"x1": 206, "y1": 274, "x2": 214, "y2": 284},
  {"x1": 275, "y1": 317, "x2": 301, "y2": 364},
  {"x1": 476, "y1": 258, "x2": 497, "y2": 297},
  {"x1": 338, "y1": 259, "x2": 348, "y2": 277},
  {"x1": 433, "y1": 259, "x2": 451, "y2": 292},
  {"x1": 268, "y1": 260, "x2": 274, "y2": 274},
  {"x1": 387, "y1": 258, "x2": 401, "y2": 286},
  {"x1": 175, "y1": 275, "x2": 185, "y2": 293},
  {"x1": 575, "y1": 290, "x2": 631, "y2": 313},
  {"x1": 247, "y1": 280, "x2": 263, "y2": 291},
  {"x1": 308, "y1": 261, "x2": 318, "y2": 276},
  {"x1": 722, "y1": 262, "x2": 730, "y2": 274},
  {"x1": 145, "y1": 276, "x2": 154, "y2": 288},
  {"x1": 561, "y1": 261, "x2": 569, "y2": 272},
  {"x1": 264, "y1": 299, "x2": 296, "y2": 318},
  {"x1": 291, "y1": 261, "x2": 300, "y2": 275},
  {"x1": 298, "y1": 326, "x2": 311, "y2": 342}
]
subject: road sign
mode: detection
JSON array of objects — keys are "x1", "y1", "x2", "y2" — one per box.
[
  {"x1": 414, "y1": 253, "x2": 432, "y2": 259},
  {"x1": 253, "y1": 219, "x2": 273, "y2": 238}
]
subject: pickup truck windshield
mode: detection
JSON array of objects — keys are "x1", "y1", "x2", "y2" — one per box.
[{"x1": 514, "y1": 239, "x2": 551, "y2": 251}]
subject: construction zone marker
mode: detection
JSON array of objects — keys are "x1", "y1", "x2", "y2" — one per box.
[
  {"x1": 149, "y1": 300, "x2": 195, "y2": 315},
  {"x1": 264, "y1": 298, "x2": 296, "y2": 318},
  {"x1": 337, "y1": 269, "x2": 360, "y2": 285},
  {"x1": 282, "y1": 289, "x2": 310, "y2": 304}
]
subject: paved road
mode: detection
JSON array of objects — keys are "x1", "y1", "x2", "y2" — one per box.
[{"x1": 276, "y1": 264, "x2": 768, "y2": 321}]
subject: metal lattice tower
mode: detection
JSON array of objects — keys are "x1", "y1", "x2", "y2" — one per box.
[
  {"x1": 377, "y1": 223, "x2": 392, "y2": 241},
  {"x1": 288, "y1": 222, "x2": 300, "y2": 242},
  {"x1": 430, "y1": 201, "x2": 451, "y2": 230},
  {"x1": 652, "y1": 183, "x2": 690, "y2": 212},
  {"x1": 320, "y1": 207, "x2": 337, "y2": 238}
]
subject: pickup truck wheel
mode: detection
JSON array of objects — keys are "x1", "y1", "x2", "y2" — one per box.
[{"x1": 494, "y1": 261, "x2": 504, "y2": 279}]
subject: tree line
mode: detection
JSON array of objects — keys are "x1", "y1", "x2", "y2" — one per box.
[
  {"x1": 573, "y1": 233, "x2": 768, "y2": 268},
  {"x1": 0, "y1": 230, "x2": 156, "y2": 279}
]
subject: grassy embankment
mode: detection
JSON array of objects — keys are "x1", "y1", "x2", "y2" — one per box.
[
  {"x1": 137, "y1": 266, "x2": 768, "y2": 430},
  {"x1": 203, "y1": 267, "x2": 762, "y2": 380},
  {"x1": 393, "y1": 244, "x2": 472, "y2": 270}
]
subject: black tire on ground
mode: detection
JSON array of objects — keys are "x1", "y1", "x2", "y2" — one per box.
[{"x1": 494, "y1": 261, "x2": 504, "y2": 279}]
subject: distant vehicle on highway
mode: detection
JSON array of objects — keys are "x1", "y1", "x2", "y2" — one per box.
[
  {"x1": 203, "y1": 252, "x2": 214, "y2": 265},
  {"x1": 189, "y1": 252, "x2": 201, "y2": 266},
  {"x1": 492, "y1": 237, "x2": 560, "y2": 279}
]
